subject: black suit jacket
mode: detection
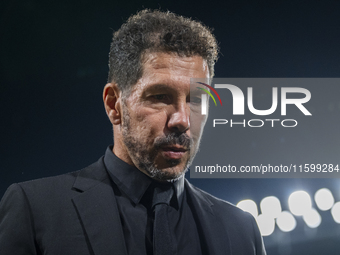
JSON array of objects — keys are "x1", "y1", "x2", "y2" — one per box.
[{"x1": 0, "y1": 156, "x2": 266, "y2": 255}]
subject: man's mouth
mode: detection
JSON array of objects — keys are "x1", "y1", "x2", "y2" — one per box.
[{"x1": 161, "y1": 145, "x2": 188, "y2": 159}]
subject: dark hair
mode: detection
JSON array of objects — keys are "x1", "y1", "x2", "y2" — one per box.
[{"x1": 107, "y1": 9, "x2": 219, "y2": 94}]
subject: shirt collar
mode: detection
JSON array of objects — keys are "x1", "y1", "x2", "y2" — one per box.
[{"x1": 103, "y1": 145, "x2": 184, "y2": 206}]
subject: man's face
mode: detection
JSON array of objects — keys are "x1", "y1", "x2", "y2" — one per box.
[{"x1": 119, "y1": 52, "x2": 209, "y2": 181}]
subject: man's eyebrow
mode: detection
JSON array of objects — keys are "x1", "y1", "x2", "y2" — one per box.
[
  {"x1": 144, "y1": 84, "x2": 175, "y2": 92},
  {"x1": 141, "y1": 84, "x2": 175, "y2": 98},
  {"x1": 190, "y1": 90, "x2": 202, "y2": 96}
]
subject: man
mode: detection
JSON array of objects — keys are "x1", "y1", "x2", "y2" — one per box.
[{"x1": 0, "y1": 9, "x2": 266, "y2": 255}]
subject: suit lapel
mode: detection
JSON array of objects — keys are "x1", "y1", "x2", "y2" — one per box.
[
  {"x1": 72, "y1": 158, "x2": 127, "y2": 255},
  {"x1": 185, "y1": 180, "x2": 231, "y2": 255},
  {"x1": 70, "y1": 158, "x2": 232, "y2": 255}
]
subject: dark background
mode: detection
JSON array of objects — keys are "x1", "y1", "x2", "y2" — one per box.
[{"x1": 1, "y1": 0, "x2": 340, "y2": 254}]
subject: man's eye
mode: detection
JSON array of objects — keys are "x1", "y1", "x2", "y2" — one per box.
[
  {"x1": 152, "y1": 94, "x2": 168, "y2": 100},
  {"x1": 191, "y1": 97, "x2": 202, "y2": 104}
]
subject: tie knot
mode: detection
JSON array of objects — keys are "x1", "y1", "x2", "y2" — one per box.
[{"x1": 152, "y1": 184, "x2": 174, "y2": 208}]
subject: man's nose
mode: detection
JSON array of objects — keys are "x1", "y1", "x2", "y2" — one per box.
[{"x1": 167, "y1": 103, "x2": 190, "y2": 133}]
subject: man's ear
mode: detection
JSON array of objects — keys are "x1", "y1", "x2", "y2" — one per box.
[{"x1": 103, "y1": 83, "x2": 122, "y2": 125}]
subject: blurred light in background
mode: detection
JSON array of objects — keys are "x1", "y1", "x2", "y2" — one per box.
[
  {"x1": 288, "y1": 191, "x2": 312, "y2": 216},
  {"x1": 237, "y1": 187, "x2": 340, "y2": 238},
  {"x1": 331, "y1": 202, "x2": 340, "y2": 224},
  {"x1": 276, "y1": 211, "x2": 297, "y2": 232},
  {"x1": 314, "y1": 188, "x2": 334, "y2": 211},
  {"x1": 302, "y1": 208, "x2": 322, "y2": 228},
  {"x1": 256, "y1": 214, "x2": 275, "y2": 236},
  {"x1": 260, "y1": 196, "x2": 282, "y2": 218},
  {"x1": 236, "y1": 199, "x2": 258, "y2": 218}
]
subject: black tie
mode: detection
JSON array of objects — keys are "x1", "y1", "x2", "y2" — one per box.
[{"x1": 152, "y1": 184, "x2": 174, "y2": 255}]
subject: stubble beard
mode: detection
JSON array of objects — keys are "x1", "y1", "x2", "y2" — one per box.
[{"x1": 121, "y1": 106, "x2": 200, "y2": 182}]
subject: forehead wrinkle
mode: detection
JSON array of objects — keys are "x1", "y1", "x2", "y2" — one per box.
[
  {"x1": 142, "y1": 82, "x2": 190, "y2": 98},
  {"x1": 144, "y1": 53, "x2": 208, "y2": 74}
]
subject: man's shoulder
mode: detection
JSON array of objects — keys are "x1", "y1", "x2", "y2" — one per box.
[
  {"x1": 6, "y1": 156, "x2": 108, "y2": 200},
  {"x1": 17, "y1": 169, "x2": 80, "y2": 192}
]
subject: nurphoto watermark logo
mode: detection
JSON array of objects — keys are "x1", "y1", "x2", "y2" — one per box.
[
  {"x1": 191, "y1": 78, "x2": 312, "y2": 128},
  {"x1": 195, "y1": 82, "x2": 223, "y2": 115},
  {"x1": 190, "y1": 78, "x2": 340, "y2": 179}
]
